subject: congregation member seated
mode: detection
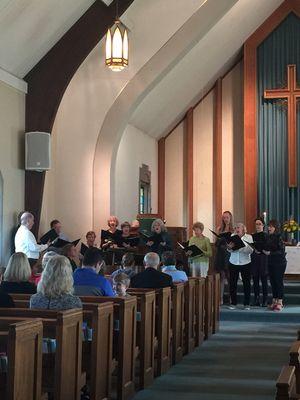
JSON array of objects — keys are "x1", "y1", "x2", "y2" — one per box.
[
  {"x1": 111, "y1": 252, "x2": 136, "y2": 280},
  {"x1": 161, "y1": 251, "x2": 188, "y2": 283},
  {"x1": 101, "y1": 215, "x2": 122, "y2": 249},
  {"x1": 30, "y1": 255, "x2": 82, "y2": 310},
  {"x1": 50, "y1": 219, "x2": 69, "y2": 241},
  {"x1": 0, "y1": 266, "x2": 15, "y2": 307},
  {"x1": 145, "y1": 219, "x2": 173, "y2": 257},
  {"x1": 14, "y1": 212, "x2": 49, "y2": 266},
  {"x1": 113, "y1": 273, "x2": 131, "y2": 297},
  {"x1": 0, "y1": 252, "x2": 36, "y2": 294},
  {"x1": 61, "y1": 243, "x2": 79, "y2": 271},
  {"x1": 130, "y1": 252, "x2": 172, "y2": 289},
  {"x1": 30, "y1": 251, "x2": 57, "y2": 286},
  {"x1": 188, "y1": 222, "x2": 212, "y2": 278},
  {"x1": 73, "y1": 248, "x2": 115, "y2": 296}
]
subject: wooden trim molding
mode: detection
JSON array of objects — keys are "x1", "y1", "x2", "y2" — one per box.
[
  {"x1": 244, "y1": 0, "x2": 300, "y2": 230},
  {"x1": 213, "y1": 79, "x2": 222, "y2": 229},
  {"x1": 158, "y1": 138, "x2": 165, "y2": 219},
  {"x1": 24, "y1": 0, "x2": 135, "y2": 236},
  {"x1": 186, "y1": 108, "x2": 194, "y2": 236}
]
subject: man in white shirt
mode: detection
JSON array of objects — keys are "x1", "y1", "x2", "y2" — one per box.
[{"x1": 15, "y1": 212, "x2": 48, "y2": 265}]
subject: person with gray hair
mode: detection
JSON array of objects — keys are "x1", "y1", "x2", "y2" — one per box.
[
  {"x1": 14, "y1": 212, "x2": 49, "y2": 265},
  {"x1": 145, "y1": 219, "x2": 173, "y2": 256},
  {"x1": 130, "y1": 252, "x2": 172, "y2": 289}
]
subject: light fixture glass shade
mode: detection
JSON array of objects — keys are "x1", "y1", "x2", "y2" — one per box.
[{"x1": 105, "y1": 20, "x2": 129, "y2": 71}]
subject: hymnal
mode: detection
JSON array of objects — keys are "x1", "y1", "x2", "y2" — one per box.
[{"x1": 40, "y1": 229, "x2": 58, "y2": 244}]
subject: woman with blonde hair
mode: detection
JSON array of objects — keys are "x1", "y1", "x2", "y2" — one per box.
[
  {"x1": 145, "y1": 219, "x2": 173, "y2": 256},
  {"x1": 0, "y1": 252, "x2": 36, "y2": 294},
  {"x1": 188, "y1": 222, "x2": 212, "y2": 278},
  {"x1": 30, "y1": 255, "x2": 82, "y2": 310}
]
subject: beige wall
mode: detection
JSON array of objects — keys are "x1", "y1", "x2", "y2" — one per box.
[
  {"x1": 165, "y1": 122, "x2": 186, "y2": 227},
  {"x1": 0, "y1": 81, "x2": 25, "y2": 264},
  {"x1": 222, "y1": 61, "x2": 244, "y2": 223},
  {"x1": 193, "y1": 92, "x2": 214, "y2": 241},
  {"x1": 114, "y1": 124, "x2": 158, "y2": 224}
]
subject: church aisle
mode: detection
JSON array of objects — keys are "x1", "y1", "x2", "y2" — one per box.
[{"x1": 133, "y1": 321, "x2": 298, "y2": 400}]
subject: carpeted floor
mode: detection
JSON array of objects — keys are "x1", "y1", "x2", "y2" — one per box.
[{"x1": 133, "y1": 318, "x2": 299, "y2": 399}]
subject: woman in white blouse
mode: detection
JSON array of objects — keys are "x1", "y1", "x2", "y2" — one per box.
[{"x1": 227, "y1": 223, "x2": 253, "y2": 310}]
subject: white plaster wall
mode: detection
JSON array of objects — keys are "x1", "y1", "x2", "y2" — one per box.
[
  {"x1": 0, "y1": 81, "x2": 25, "y2": 264},
  {"x1": 193, "y1": 92, "x2": 214, "y2": 241},
  {"x1": 222, "y1": 61, "x2": 244, "y2": 223},
  {"x1": 165, "y1": 122, "x2": 186, "y2": 227},
  {"x1": 114, "y1": 124, "x2": 158, "y2": 224}
]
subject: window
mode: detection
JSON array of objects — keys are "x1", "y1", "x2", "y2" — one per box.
[{"x1": 139, "y1": 164, "x2": 151, "y2": 214}]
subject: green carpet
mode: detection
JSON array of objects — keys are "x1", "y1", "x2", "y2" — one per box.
[{"x1": 133, "y1": 321, "x2": 298, "y2": 400}]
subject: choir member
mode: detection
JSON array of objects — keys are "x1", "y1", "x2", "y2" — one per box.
[
  {"x1": 61, "y1": 243, "x2": 79, "y2": 272},
  {"x1": 145, "y1": 219, "x2": 172, "y2": 256},
  {"x1": 50, "y1": 219, "x2": 69, "y2": 241},
  {"x1": 214, "y1": 211, "x2": 234, "y2": 303},
  {"x1": 251, "y1": 218, "x2": 269, "y2": 307},
  {"x1": 227, "y1": 223, "x2": 253, "y2": 309},
  {"x1": 101, "y1": 216, "x2": 122, "y2": 249},
  {"x1": 188, "y1": 222, "x2": 212, "y2": 277},
  {"x1": 267, "y1": 219, "x2": 287, "y2": 311},
  {"x1": 119, "y1": 221, "x2": 140, "y2": 248},
  {"x1": 86, "y1": 231, "x2": 97, "y2": 247}
]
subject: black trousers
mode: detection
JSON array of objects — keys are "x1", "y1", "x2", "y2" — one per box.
[
  {"x1": 251, "y1": 257, "x2": 268, "y2": 302},
  {"x1": 268, "y1": 263, "x2": 287, "y2": 299},
  {"x1": 229, "y1": 263, "x2": 251, "y2": 306}
]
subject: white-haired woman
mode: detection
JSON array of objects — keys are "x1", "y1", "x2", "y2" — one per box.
[
  {"x1": 145, "y1": 219, "x2": 173, "y2": 257},
  {"x1": 227, "y1": 223, "x2": 253, "y2": 310},
  {"x1": 1, "y1": 252, "x2": 36, "y2": 294},
  {"x1": 30, "y1": 255, "x2": 82, "y2": 310}
]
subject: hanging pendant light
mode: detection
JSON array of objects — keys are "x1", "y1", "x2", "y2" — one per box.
[{"x1": 105, "y1": 0, "x2": 129, "y2": 71}]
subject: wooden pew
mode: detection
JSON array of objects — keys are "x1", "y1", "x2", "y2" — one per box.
[
  {"x1": 0, "y1": 308, "x2": 83, "y2": 400},
  {"x1": 11, "y1": 296, "x2": 114, "y2": 400},
  {"x1": 184, "y1": 278, "x2": 196, "y2": 354},
  {"x1": 194, "y1": 277, "x2": 205, "y2": 347},
  {"x1": 275, "y1": 365, "x2": 299, "y2": 400},
  {"x1": 212, "y1": 273, "x2": 221, "y2": 334},
  {"x1": 204, "y1": 275, "x2": 214, "y2": 339},
  {"x1": 289, "y1": 341, "x2": 300, "y2": 395},
  {"x1": 0, "y1": 319, "x2": 43, "y2": 400},
  {"x1": 171, "y1": 283, "x2": 185, "y2": 364}
]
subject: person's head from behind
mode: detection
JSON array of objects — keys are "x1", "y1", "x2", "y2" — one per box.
[
  {"x1": 20, "y1": 212, "x2": 34, "y2": 230},
  {"x1": 4, "y1": 252, "x2": 31, "y2": 282},
  {"x1": 268, "y1": 219, "x2": 280, "y2": 235},
  {"x1": 86, "y1": 231, "x2": 96, "y2": 247},
  {"x1": 193, "y1": 222, "x2": 204, "y2": 237},
  {"x1": 50, "y1": 219, "x2": 62, "y2": 235},
  {"x1": 42, "y1": 251, "x2": 58, "y2": 270},
  {"x1": 255, "y1": 218, "x2": 265, "y2": 233},
  {"x1": 121, "y1": 252, "x2": 135, "y2": 269},
  {"x1": 113, "y1": 273, "x2": 130, "y2": 297},
  {"x1": 161, "y1": 251, "x2": 176, "y2": 267},
  {"x1": 144, "y1": 252, "x2": 160, "y2": 270},
  {"x1": 38, "y1": 255, "x2": 74, "y2": 298},
  {"x1": 83, "y1": 248, "x2": 104, "y2": 273},
  {"x1": 121, "y1": 222, "x2": 131, "y2": 236},
  {"x1": 61, "y1": 243, "x2": 77, "y2": 259},
  {"x1": 235, "y1": 222, "x2": 246, "y2": 237}
]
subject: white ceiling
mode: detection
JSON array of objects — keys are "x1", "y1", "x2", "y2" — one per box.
[
  {"x1": 0, "y1": 0, "x2": 98, "y2": 78},
  {"x1": 129, "y1": 0, "x2": 284, "y2": 138}
]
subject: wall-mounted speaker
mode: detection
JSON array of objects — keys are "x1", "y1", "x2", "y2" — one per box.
[{"x1": 25, "y1": 132, "x2": 51, "y2": 171}]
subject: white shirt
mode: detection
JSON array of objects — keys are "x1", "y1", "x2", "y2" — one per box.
[
  {"x1": 15, "y1": 225, "x2": 48, "y2": 259},
  {"x1": 228, "y1": 233, "x2": 253, "y2": 266}
]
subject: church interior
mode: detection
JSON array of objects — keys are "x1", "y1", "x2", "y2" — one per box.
[{"x1": 0, "y1": 0, "x2": 300, "y2": 399}]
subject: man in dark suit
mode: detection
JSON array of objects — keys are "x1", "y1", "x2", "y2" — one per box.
[{"x1": 130, "y1": 252, "x2": 172, "y2": 289}]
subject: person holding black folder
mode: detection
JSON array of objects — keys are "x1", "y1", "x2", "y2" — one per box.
[
  {"x1": 250, "y1": 218, "x2": 269, "y2": 307},
  {"x1": 145, "y1": 219, "x2": 173, "y2": 257},
  {"x1": 227, "y1": 223, "x2": 253, "y2": 310},
  {"x1": 119, "y1": 222, "x2": 140, "y2": 248},
  {"x1": 188, "y1": 222, "x2": 212, "y2": 278},
  {"x1": 100, "y1": 216, "x2": 122, "y2": 249}
]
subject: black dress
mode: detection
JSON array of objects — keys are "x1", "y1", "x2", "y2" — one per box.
[
  {"x1": 0, "y1": 289, "x2": 15, "y2": 307},
  {"x1": 147, "y1": 231, "x2": 173, "y2": 257},
  {"x1": 268, "y1": 233, "x2": 287, "y2": 300},
  {"x1": 250, "y1": 232, "x2": 269, "y2": 304}
]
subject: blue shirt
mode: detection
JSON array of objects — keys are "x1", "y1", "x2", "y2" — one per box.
[
  {"x1": 73, "y1": 267, "x2": 115, "y2": 297},
  {"x1": 162, "y1": 265, "x2": 188, "y2": 283}
]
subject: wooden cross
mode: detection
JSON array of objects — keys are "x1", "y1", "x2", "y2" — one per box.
[{"x1": 264, "y1": 64, "x2": 300, "y2": 187}]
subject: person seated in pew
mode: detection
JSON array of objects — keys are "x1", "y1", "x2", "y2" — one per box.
[
  {"x1": 0, "y1": 266, "x2": 15, "y2": 307},
  {"x1": 111, "y1": 252, "x2": 136, "y2": 280},
  {"x1": 161, "y1": 251, "x2": 188, "y2": 283},
  {"x1": 130, "y1": 252, "x2": 172, "y2": 289},
  {"x1": 61, "y1": 243, "x2": 79, "y2": 272},
  {"x1": 188, "y1": 222, "x2": 212, "y2": 278},
  {"x1": 73, "y1": 248, "x2": 115, "y2": 296},
  {"x1": 30, "y1": 255, "x2": 82, "y2": 310},
  {"x1": 0, "y1": 252, "x2": 36, "y2": 294},
  {"x1": 144, "y1": 219, "x2": 173, "y2": 257},
  {"x1": 130, "y1": 219, "x2": 140, "y2": 236},
  {"x1": 50, "y1": 219, "x2": 69, "y2": 241},
  {"x1": 113, "y1": 273, "x2": 131, "y2": 297},
  {"x1": 29, "y1": 251, "x2": 57, "y2": 286}
]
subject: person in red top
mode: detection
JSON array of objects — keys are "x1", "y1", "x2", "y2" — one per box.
[{"x1": 29, "y1": 251, "x2": 57, "y2": 286}]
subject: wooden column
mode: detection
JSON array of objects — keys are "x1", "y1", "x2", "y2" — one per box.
[
  {"x1": 158, "y1": 138, "x2": 165, "y2": 219},
  {"x1": 213, "y1": 79, "x2": 222, "y2": 229},
  {"x1": 186, "y1": 108, "x2": 194, "y2": 236}
]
